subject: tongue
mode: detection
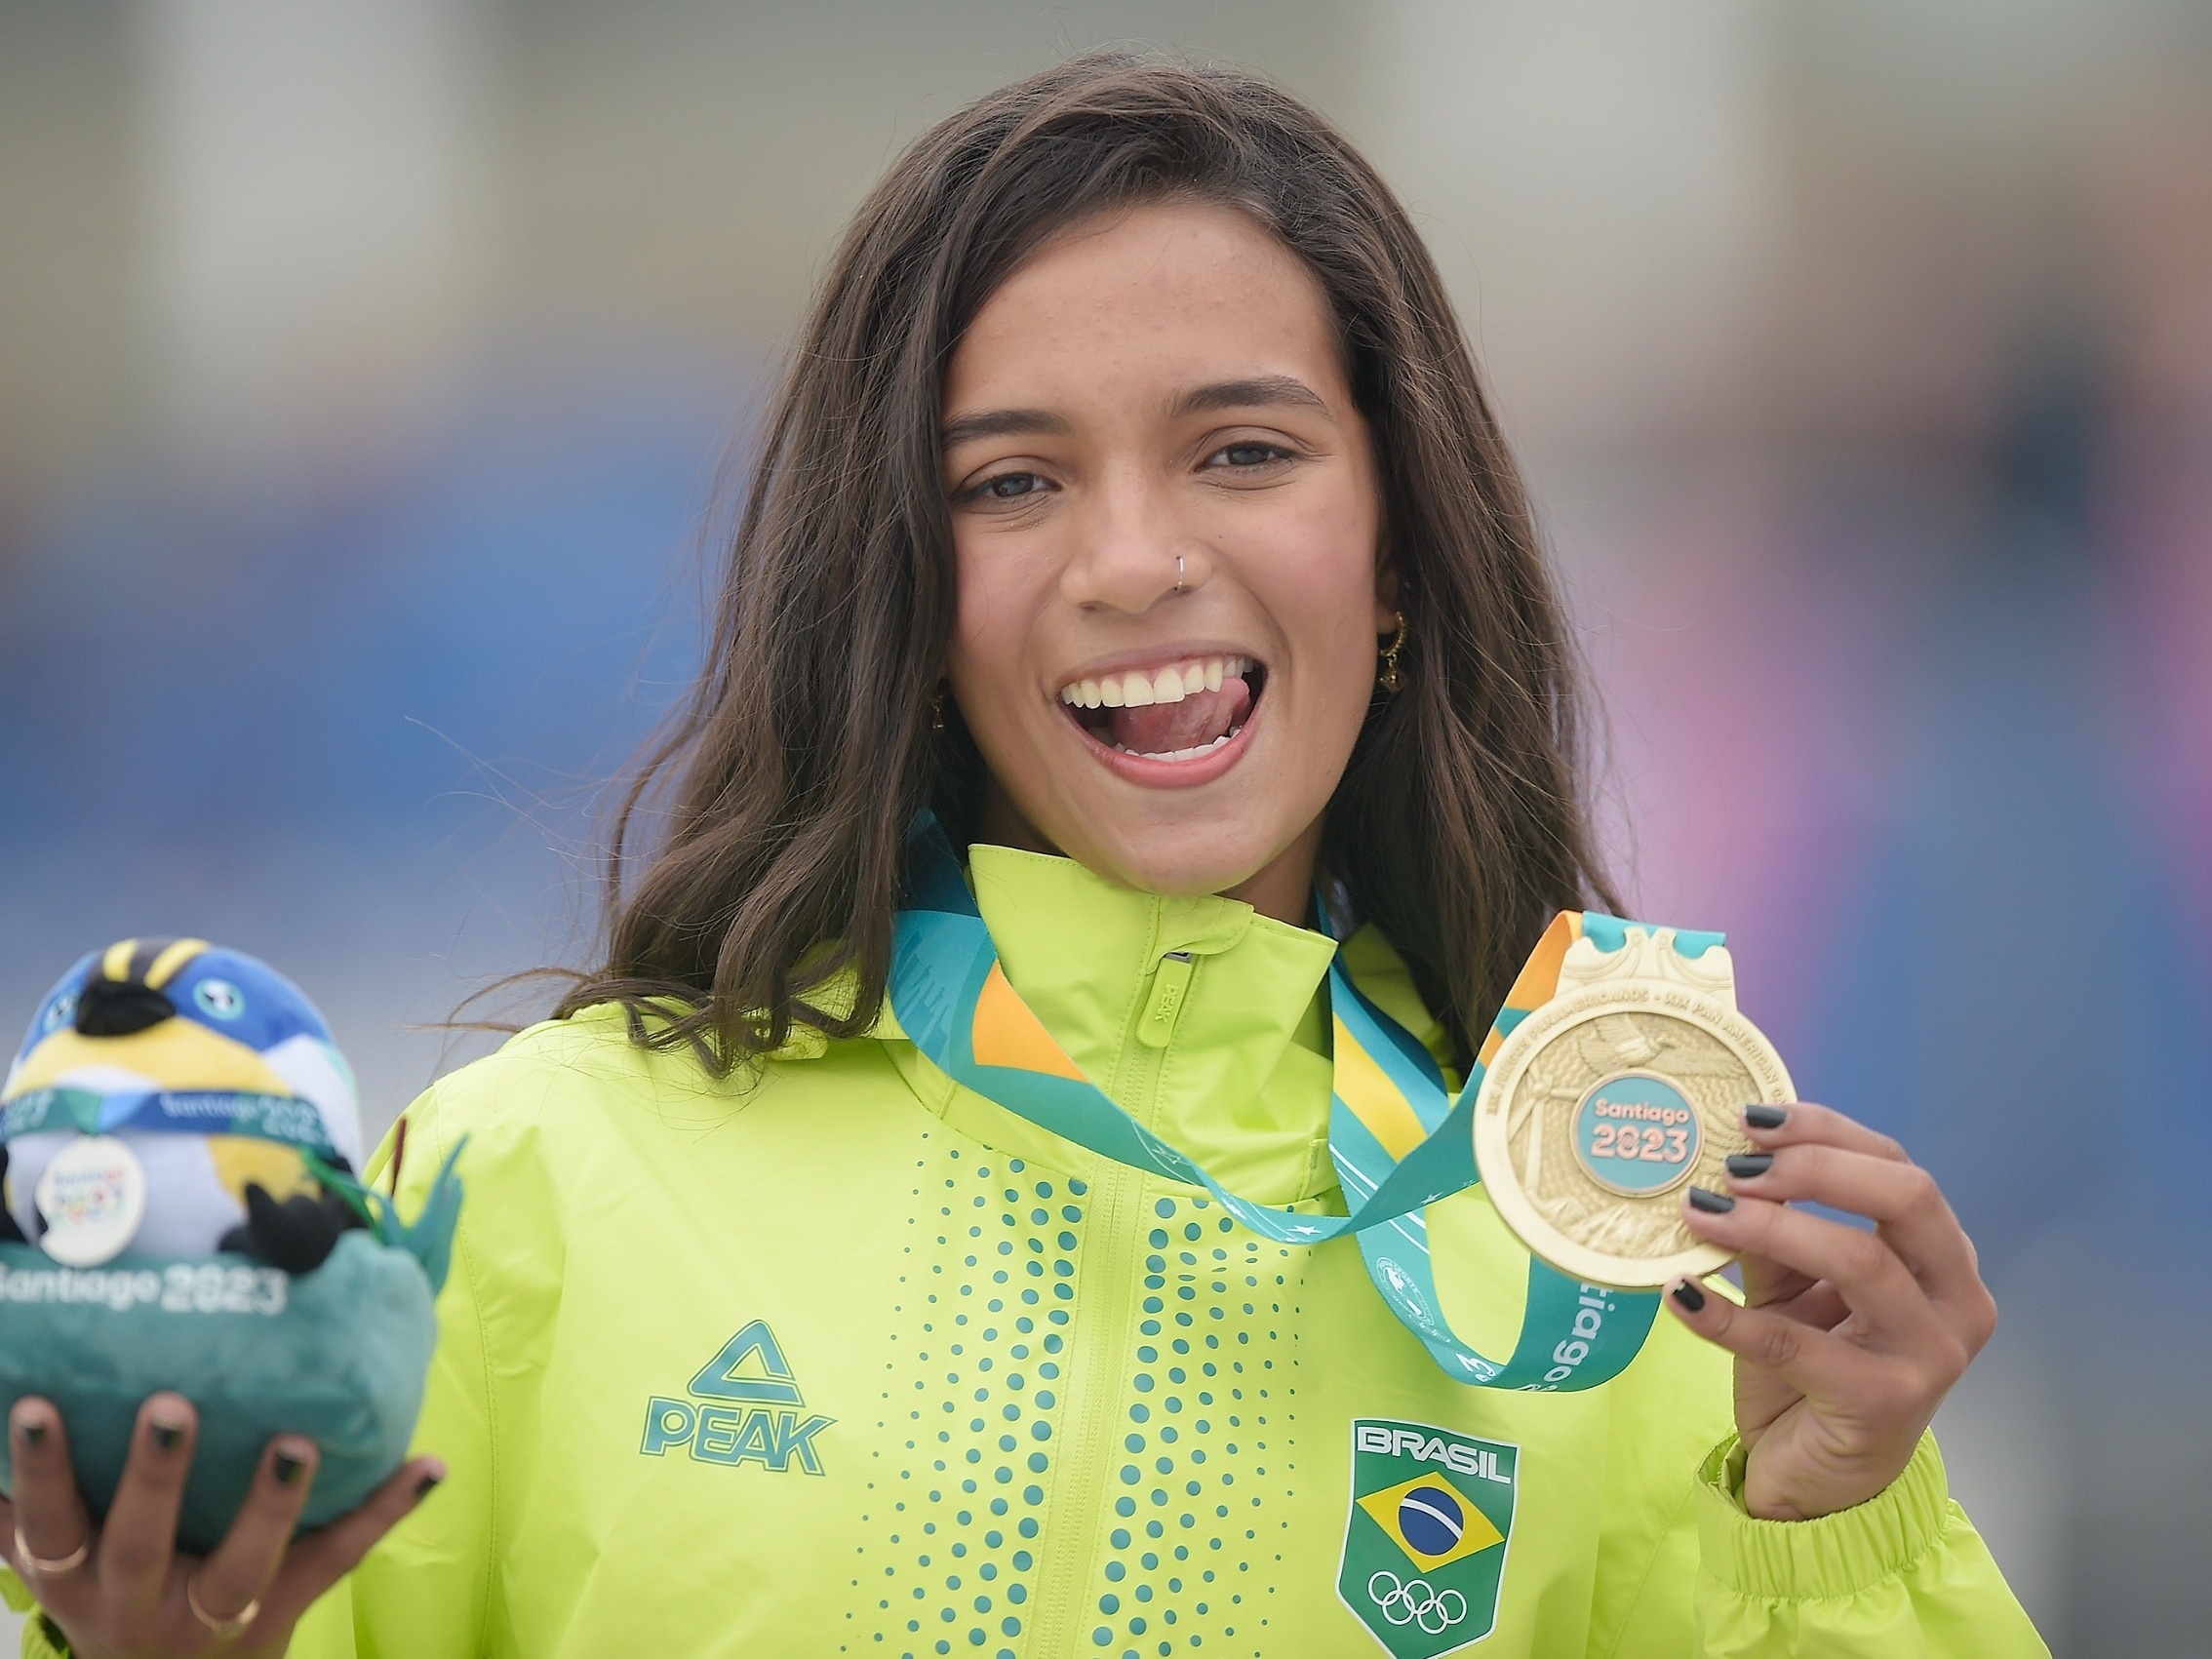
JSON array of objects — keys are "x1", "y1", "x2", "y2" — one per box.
[{"x1": 1107, "y1": 677, "x2": 1252, "y2": 755}]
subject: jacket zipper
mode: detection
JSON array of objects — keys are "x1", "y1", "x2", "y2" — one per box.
[{"x1": 1025, "y1": 946, "x2": 1184, "y2": 1656}]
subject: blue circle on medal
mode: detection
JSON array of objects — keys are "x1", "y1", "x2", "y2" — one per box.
[
  {"x1": 1398, "y1": 1485, "x2": 1464, "y2": 1557},
  {"x1": 1572, "y1": 1072, "x2": 1701, "y2": 1197}
]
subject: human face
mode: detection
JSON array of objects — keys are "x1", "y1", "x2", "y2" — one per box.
[{"x1": 940, "y1": 201, "x2": 1391, "y2": 924}]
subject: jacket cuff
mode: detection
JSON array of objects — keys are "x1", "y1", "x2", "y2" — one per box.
[
  {"x1": 4, "y1": 1569, "x2": 67, "y2": 1659},
  {"x1": 1696, "y1": 1429, "x2": 1952, "y2": 1600}
]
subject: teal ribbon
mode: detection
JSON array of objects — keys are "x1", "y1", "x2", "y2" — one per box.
[
  {"x1": 0, "y1": 1086, "x2": 340, "y2": 1161},
  {"x1": 1323, "y1": 954, "x2": 1656, "y2": 1388},
  {"x1": 889, "y1": 821, "x2": 1674, "y2": 1390}
]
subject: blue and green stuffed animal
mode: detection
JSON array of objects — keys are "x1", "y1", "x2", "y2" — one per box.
[
  {"x1": 2, "y1": 939, "x2": 367, "y2": 1270},
  {"x1": 0, "y1": 940, "x2": 462, "y2": 1553}
]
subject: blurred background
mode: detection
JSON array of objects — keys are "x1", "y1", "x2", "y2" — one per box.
[{"x1": 3, "y1": 2, "x2": 2207, "y2": 1650}]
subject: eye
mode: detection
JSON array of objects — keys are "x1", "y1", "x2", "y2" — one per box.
[
  {"x1": 42, "y1": 992, "x2": 77, "y2": 1033},
  {"x1": 194, "y1": 979, "x2": 245, "y2": 1020},
  {"x1": 1206, "y1": 441, "x2": 1293, "y2": 471},
  {"x1": 966, "y1": 470, "x2": 1049, "y2": 503}
]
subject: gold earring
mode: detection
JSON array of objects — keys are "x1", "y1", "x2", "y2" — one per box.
[{"x1": 1377, "y1": 612, "x2": 1407, "y2": 694}]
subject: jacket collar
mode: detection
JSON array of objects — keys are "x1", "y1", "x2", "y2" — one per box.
[{"x1": 882, "y1": 844, "x2": 1341, "y2": 1202}]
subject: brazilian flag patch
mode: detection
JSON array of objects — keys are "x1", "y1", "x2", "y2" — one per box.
[{"x1": 1336, "y1": 1418, "x2": 1518, "y2": 1656}]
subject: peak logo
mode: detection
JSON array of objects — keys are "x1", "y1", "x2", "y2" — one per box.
[{"x1": 639, "y1": 1320, "x2": 834, "y2": 1476}]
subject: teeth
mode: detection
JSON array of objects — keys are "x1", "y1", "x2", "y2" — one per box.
[
  {"x1": 1113, "y1": 730, "x2": 1241, "y2": 762},
  {"x1": 1059, "y1": 655, "x2": 1253, "y2": 710}
]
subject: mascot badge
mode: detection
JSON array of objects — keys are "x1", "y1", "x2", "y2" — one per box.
[{"x1": 0, "y1": 939, "x2": 462, "y2": 1553}]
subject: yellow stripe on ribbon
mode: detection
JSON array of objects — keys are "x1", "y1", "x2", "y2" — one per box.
[
  {"x1": 101, "y1": 939, "x2": 138, "y2": 982},
  {"x1": 970, "y1": 961, "x2": 1088, "y2": 1082},
  {"x1": 1477, "y1": 911, "x2": 1583, "y2": 1068},
  {"x1": 1332, "y1": 1014, "x2": 1428, "y2": 1160}
]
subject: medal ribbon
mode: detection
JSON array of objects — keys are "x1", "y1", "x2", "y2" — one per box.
[
  {"x1": 889, "y1": 821, "x2": 1708, "y2": 1390},
  {"x1": 0, "y1": 1086, "x2": 340, "y2": 1161}
]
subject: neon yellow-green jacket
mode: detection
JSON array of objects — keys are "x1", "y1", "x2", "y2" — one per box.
[{"x1": 11, "y1": 846, "x2": 2045, "y2": 1657}]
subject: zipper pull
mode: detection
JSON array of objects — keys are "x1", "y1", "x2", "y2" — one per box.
[{"x1": 1138, "y1": 952, "x2": 1196, "y2": 1048}]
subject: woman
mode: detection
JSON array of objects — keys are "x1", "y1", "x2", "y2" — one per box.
[{"x1": 4, "y1": 54, "x2": 2043, "y2": 1658}]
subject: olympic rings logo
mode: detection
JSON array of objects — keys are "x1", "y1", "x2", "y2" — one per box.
[{"x1": 1366, "y1": 1570, "x2": 1468, "y2": 1634}]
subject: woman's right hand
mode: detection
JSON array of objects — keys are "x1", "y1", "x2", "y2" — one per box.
[{"x1": 0, "y1": 1395, "x2": 443, "y2": 1658}]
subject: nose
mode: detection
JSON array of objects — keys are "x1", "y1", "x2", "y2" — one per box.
[{"x1": 1058, "y1": 466, "x2": 1195, "y2": 612}]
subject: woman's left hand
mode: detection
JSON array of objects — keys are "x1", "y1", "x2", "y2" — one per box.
[{"x1": 1664, "y1": 1101, "x2": 1998, "y2": 1521}]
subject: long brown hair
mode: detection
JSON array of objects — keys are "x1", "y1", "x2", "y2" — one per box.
[{"x1": 556, "y1": 52, "x2": 1617, "y2": 1068}]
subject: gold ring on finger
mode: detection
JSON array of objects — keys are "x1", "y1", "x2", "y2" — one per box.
[
  {"x1": 185, "y1": 1572, "x2": 261, "y2": 1643},
  {"x1": 12, "y1": 1522, "x2": 89, "y2": 1578}
]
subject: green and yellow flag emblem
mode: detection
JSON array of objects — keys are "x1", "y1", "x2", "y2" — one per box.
[{"x1": 1337, "y1": 1419, "x2": 1517, "y2": 1656}]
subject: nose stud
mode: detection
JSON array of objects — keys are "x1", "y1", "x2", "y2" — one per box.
[{"x1": 1174, "y1": 555, "x2": 1185, "y2": 592}]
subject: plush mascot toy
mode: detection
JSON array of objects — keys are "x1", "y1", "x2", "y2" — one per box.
[
  {"x1": 2, "y1": 938, "x2": 367, "y2": 1269},
  {"x1": 0, "y1": 939, "x2": 462, "y2": 1554}
]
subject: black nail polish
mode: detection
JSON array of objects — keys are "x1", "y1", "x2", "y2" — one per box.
[
  {"x1": 274, "y1": 1450, "x2": 307, "y2": 1486},
  {"x1": 1687, "y1": 1186, "x2": 1736, "y2": 1214},
  {"x1": 415, "y1": 1472, "x2": 444, "y2": 1500},
  {"x1": 1725, "y1": 1153, "x2": 1774, "y2": 1179},
  {"x1": 150, "y1": 1419, "x2": 184, "y2": 1452},
  {"x1": 17, "y1": 1419, "x2": 46, "y2": 1449},
  {"x1": 1745, "y1": 1104, "x2": 1789, "y2": 1130},
  {"x1": 1671, "y1": 1279, "x2": 1708, "y2": 1313}
]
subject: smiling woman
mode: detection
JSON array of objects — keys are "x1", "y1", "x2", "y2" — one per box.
[
  {"x1": 0, "y1": 50, "x2": 2043, "y2": 1659},
  {"x1": 547, "y1": 54, "x2": 1610, "y2": 1078},
  {"x1": 941, "y1": 203, "x2": 1390, "y2": 922}
]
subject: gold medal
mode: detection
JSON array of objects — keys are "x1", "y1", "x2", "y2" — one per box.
[{"x1": 1473, "y1": 926, "x2": 1793, "y2": 1289}]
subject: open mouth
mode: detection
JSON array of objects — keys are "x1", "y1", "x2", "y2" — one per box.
[{"x1": 1056, "y1": 654, "x2": 1264, "y2": 763}]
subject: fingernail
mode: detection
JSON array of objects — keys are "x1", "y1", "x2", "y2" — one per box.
[
  {"x1": 1745, "y1": 1104, "x2": 1789, "y2": 1130},
  {"x1": 1725, "y1": 1152, "x2": 1774, "y2": 1179},
  {"x1": 415, "y1": 1472, "x2": 445, "y2": 1500},
  {"x1": 1687, "y1": 1185, "x2": 1736, "y2": 1214},
  {"x1": 150, "y1": 1419, "x2": 185, "y2": 1452},
  {"x1": 1670, "y1": 1278, "x2": 1707, "y2": 1312},
  {"x1": 16, "y1": 1418, "x2": 46, "y2": 1449},
  {"x1": 273, "y1": 1450, "x2": 308, "y2": 1486}
]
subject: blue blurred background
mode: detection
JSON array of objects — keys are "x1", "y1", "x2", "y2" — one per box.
[{"x1": 2, "y1": 4, "x2": 2207, "y2": 1651}]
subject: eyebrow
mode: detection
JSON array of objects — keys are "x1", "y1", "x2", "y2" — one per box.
[
  {"x1": 939, "y1": 407, "x2": 1072, "y2": 450},
  {"x1": 939, "y1": 375, "x2": 1332, "y2": 453},
  {"x1": 1171, "y1": 375, "x2": 1331, "y2": 419}
]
